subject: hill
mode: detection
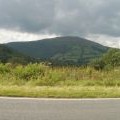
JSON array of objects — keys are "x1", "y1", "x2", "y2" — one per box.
[
  {"x1": 6, "y1": 36, "x2": 109, "y2": 66},
  {"x1": 0, "y1": 44, "x2": 34, "y2": 64}
]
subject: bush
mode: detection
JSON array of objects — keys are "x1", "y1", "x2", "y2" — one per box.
[
  {"x1": 0, "y1": 63, "x2": 11, "y2": 74},
  {"x1": 14, "y1": 63, "x2": 48, "y2": 80},
  {"x1": 90, "y1": 58, "x2": 105, "y2": 70},
  {"x1": 103, "y1": 49, "x2": 120, "y2": 67},
  {"x1": 90, "y1": 49, "x2": 120, "y2": 70}
]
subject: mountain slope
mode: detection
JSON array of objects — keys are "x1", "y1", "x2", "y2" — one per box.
[
  {"x1": 6, "y1": 36, "x2": 109, "y2": 65},
  {"x1": 0, "y1": 44, "x2": 33, "y2": 64}
]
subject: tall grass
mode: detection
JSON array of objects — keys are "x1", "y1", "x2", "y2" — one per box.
[
  {"x1": 0, "y1": 63, "x2": 119, "y2": 87},
  {"x1": 0, "y1": 63, "x2": 120, "y2": 98}
]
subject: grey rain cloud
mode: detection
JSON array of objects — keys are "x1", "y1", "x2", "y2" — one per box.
[{"x1": 0, "y1": 0, "x2": 120, "y2": 37}]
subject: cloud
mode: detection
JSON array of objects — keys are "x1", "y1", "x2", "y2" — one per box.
[
  {"x1": 87, "y1": 34, "x2": 120, "y2": 48},
  {"x1": 0, "y1": 29, "x2": 57, "y2": 43},
  {"x1": 0, "y1": 0, "x2": 55, "y2": 33},
  {"x1": 0, "y1": 0, "x2": 120, "y2": 46}
]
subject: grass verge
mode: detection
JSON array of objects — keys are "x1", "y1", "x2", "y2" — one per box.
[{"x1": 0, "y1": 85, "x2": 120, "y2": 98}]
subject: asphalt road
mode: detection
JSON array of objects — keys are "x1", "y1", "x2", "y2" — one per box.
[{"x1": 0, "y1": 98, "x2": 120, "y2": 120}]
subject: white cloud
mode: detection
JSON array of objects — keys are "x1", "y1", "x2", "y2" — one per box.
[
  {"x1": 87, "y1": 34, "x2": 120, "y2": 49},
  {"x1": 0, "y1": 29, "x2": 120, "y2": 49},
  {"x1": 0, "y1": 29, "x2": 58, "y2": 43}
]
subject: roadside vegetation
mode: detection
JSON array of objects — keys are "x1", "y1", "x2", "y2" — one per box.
[
  {"x1": 0, "y1": 63, "x2": 119, "y2": 98},
  {"x1": 0, "y1": 48, "x2": 120, "y2": 98}
]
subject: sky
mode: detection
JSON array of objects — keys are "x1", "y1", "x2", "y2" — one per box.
[{"x1": 0, "y1": 0, "x2": 120, "y2": 48}]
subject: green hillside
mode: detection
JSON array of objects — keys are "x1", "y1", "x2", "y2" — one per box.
[
  {"x1": 6, "y1": 36, "x2": 109, "y2": 66},
  {"x1": 0, "y1": 44, "x2": 34, "y2": 64}
]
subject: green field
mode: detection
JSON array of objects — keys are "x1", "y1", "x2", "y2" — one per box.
[{"x1": 0, "y1": 63, "x2": 120, "y2": 98}]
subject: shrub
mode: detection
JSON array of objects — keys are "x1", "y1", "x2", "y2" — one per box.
[
  {"x1": 90, "y1": 48, "x2": 120, "y2": 70},
  {"x1": 0, "y1": 63, "x2": 11, "y2": 74},
  {"x1": 90, "y1": 58, "x2": 105, "y2": 70},
  {"x1": 14, "y1": 63, "x2": 48, "y2": 80}
]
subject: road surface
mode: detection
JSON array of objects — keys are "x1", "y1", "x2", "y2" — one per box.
[{"x1": 0, "y1": 97, "x2": 120, "y2": 120}]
